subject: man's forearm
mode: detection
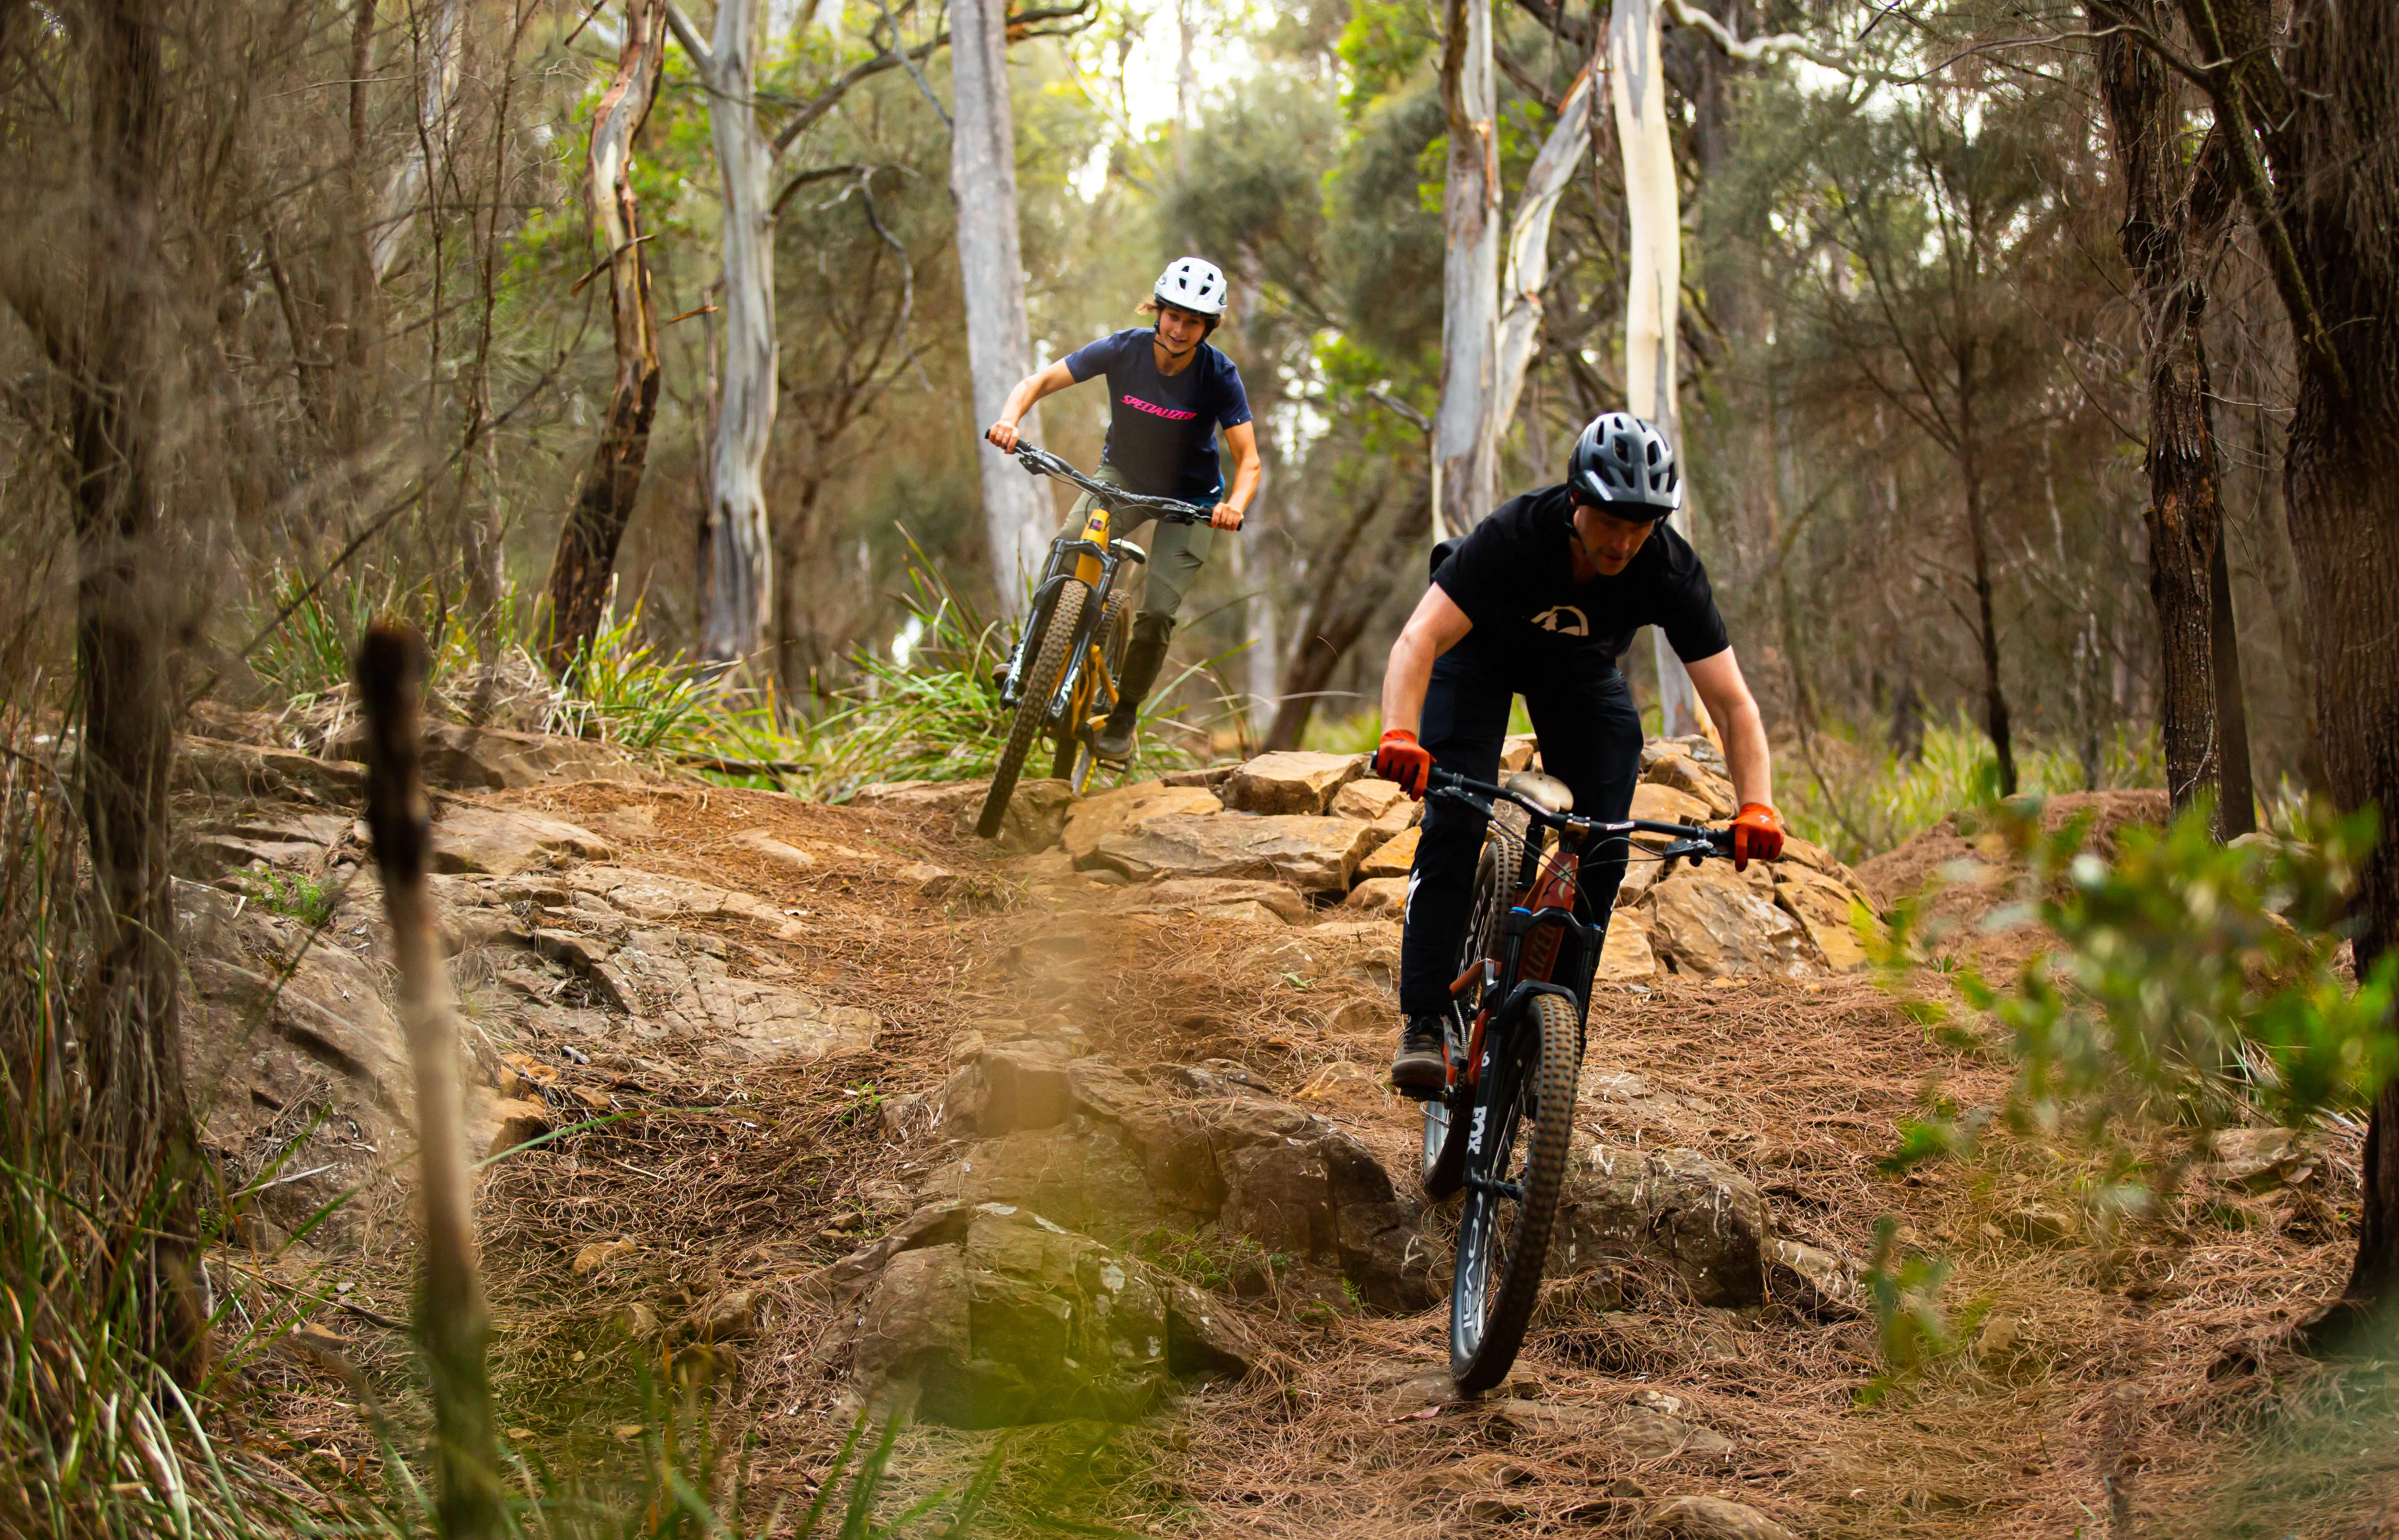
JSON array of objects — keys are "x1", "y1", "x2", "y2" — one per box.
[
  {"x1": 1720, "y1": 698, "x2": 1773, "y2": 809},
  {"x1": 1382, "y1": 634, "x2": 1434, "y2": 736}
]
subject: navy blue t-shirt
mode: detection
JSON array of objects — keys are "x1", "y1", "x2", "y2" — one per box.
[{"x1": 1062, "y1": 328, "x2": 1253, "y2": 501}]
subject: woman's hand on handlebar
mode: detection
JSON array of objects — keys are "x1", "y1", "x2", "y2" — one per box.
[
  {"x1": 985, "y1": 420, "x2": 1022, "y2": 452},
  {"x1": 1208, "y1": 501, "x2": 1246, "y2": 531}
]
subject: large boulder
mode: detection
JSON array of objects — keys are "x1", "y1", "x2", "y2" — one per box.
[
  {"x1": 1645, "y1": 865, "x2": 1814, "y2": 978},
  {"x1": 1551, "y1": 1145, "x2": 1770, "y2": 1307},
  {"x1": 1640, "y1": 746, "x2": 1737, "y2": 819},
  {"x1": 1220, "y1": 752, "x2": 1366, "y2": 816},
  {"x1": 330, "y1": 721, "x2": 645, "y2": 792},
  {"x1": 1062, "y1": 781, "x2": 1223, "y2": 862},
  {"x1": 1594, "y1": 910, "x2": 1659, "y2": 983},
  {"x1": 1091, "y1": 813, "x2": 1378, "y2": 894},
  {"x1": 176, "y1": 737, "x2": 365, "y2": 806},
  {"x1": 1330, "y1": 778, "x2": 1417, "y2": 831},
  {"x1": 981, "y1": 778, "x2": 1074, "y2": 854},
  {"x1": 1123, "y1": 877, "x2": 1309, "y2": 925},
  {"x1": 929, "y1": 1042, "x2": 1436, "y2": 1310},
  {"x1": 582, "y1": 927, "x2": 878, "y2": 1063},
  {"x1": 1629, "y1": 783, "x2": 1715, "y2": 827},
  {"x1": 829, "y1": 1202, "x2": 1176, "y2": 1427},
  {"x1": 1358, "y1": 825, "x2": 1420, "y2": 881},
  {"x1": 431, "y1": 804, "x2": 614, "y2": 877},
  {"x1": 1345, "y1": 877, "x2": 1408, "y2": 912},
  {"x1": 1773, "y1": 869, "x2": 1874, "y2": 973}
]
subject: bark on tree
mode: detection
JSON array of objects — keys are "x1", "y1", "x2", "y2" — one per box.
[
  {"x1": 356, "y1": 626, "x2": 502, "y2": 1540},
  {"x1": 543, "y1": 0, "x2": 669, "y2": 679},
  {"x1": 1607, "y1": 0, "x2": 1705, "y2": 736},
  {"x1": 59, "y1": 0, "x2": 207, "y2": 1388},
  {"x1": 2093, "y1": 5, "x2": 2252, "y2": 829},
  {"x1": 373, "y1": 0, "x2": 464, "y2": 280},
  {"x1": 1492, "y1": 64, "x2": 1592, "y2": 435},
  {"x1": 2140, "y1": 0, "x2": 2399, "y2": 1333},
  {"x1": 694, "y1": 0, "x2": 778, "y2": 662},
  {"x1": 951, "y1": 0, "x2": 1050, "y2": 612},
  {"x1": 1432, "y1": 0, "x2": 1499, "y2": 540},
  {"x1": 2210, "y1": 524, "x2": 2257, "y2": 834}
]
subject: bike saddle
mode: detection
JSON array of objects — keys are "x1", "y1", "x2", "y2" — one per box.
[{"x1": 1504, "y1": 770, "x2": 1574, "y2": 814}]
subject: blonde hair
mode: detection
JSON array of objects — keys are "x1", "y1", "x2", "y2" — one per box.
[{"x1": 1137, "y1": 297, "x2": 1223, "y2": 332}]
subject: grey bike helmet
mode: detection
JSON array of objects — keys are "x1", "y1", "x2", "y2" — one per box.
[{"x1": 1568, "y1": 412, "x2": 1682, "y2": 516}]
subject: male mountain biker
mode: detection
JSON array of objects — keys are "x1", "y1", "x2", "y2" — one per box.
[
  {"x1": 1371, "y1": 412, "x2": 1787, "y2": 1097},
  {"x1": 985, "y1": 257, "x2": 1261, "y2": 762}
]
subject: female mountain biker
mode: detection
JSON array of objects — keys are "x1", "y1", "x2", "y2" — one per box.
[
  {"x1": 1369, "y1": 412, "x2": 1787, "y2": 1095},
  {"x1": 985, "y1": 257, "x2": 1262, "y2": 762}
]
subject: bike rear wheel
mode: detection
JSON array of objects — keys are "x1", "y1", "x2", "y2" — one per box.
[
  {"x1": 977, "y1": 581, "x2": 1086, "y2": 839},
  {"x1": 1423, "y1": 838, "x2": 1507, "y2": 1198},
  {"x1": 1449, "y1": 989, "x2": 1581, "y2": 1395}
]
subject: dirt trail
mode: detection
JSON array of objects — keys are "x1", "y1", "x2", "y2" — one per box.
[{"x1": 209, "y1": 774, "x2": 2395, "y2": 1537}]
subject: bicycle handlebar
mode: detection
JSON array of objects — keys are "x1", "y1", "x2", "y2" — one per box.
[
  {"x1": 1426, "y1": 766, "x2": 1736, "y2": 858},
  {"x1": 1008, "y1": 443, "x2": 1228, "y2": 527}
]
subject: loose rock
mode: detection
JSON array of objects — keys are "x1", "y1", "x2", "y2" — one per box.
[
  {"x1": 1646, "y1": 865, "x2": 1814, "y2": 979},
  {"x1": 432, "y1": 805, "x2": 614, "y2": 877},
  {"x1": 1220, "y1": 752, "x2": 1368, "y2": 816},
  {"x1": 1063, "y1": 781, "x2": 1224, "y2": 861},
  {"x1": 1093, "y1": 813, "x2": 1378, "y2": 894},
  {"x1": 1553, "y1": 1146, "x2": 1770, "y2": 1307},
  {"x1": 1358, "y1": 825, "x2": 1420, "y2": 881}
]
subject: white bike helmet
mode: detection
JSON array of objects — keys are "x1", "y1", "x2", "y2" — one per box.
[{"x1": 1152, "y1": 257, "x2": 1228, "y2": 319}]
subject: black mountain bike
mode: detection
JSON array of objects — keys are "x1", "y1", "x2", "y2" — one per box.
[
  {"x1": 973, "y1": 445, "x2": 1229, "y2": 840},
  {"x1": 1416, "y1": 765, "x2": 1735, "y2": 1393}
]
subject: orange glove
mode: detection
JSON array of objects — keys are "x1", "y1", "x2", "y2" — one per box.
[
  {"x1": 1374, "y1": 729, "x2": 1434, "y2": 799},
  {"x1": 1730, "y1": 802, "x2": 1784, "y2": 871}
]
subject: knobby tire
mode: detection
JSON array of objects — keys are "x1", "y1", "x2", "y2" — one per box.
[
  {"x1": 977, "y1": 581, "x2": 1086, "y2": 839},
  {"x1": 1449, "y1": 989, "x2": 1581, "y2": 1395}
]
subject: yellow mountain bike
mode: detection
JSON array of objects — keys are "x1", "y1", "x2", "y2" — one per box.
[{"x1": 974, "y1": 445, "x2": 1226, "y2": 839}]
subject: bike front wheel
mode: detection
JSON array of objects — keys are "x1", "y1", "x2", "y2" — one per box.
[
  {"x1": 1449, "y1": 989, "x2": 1581, "y2": 1395},
  {"x1": 977, "y1": 581, "x2": 1086, "y2": 839},
  {"x1": 1054, "y1": 591, "x2": 1130, "y2": 787}
]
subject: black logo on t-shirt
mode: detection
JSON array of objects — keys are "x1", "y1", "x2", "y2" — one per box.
[{"x1": 1530, "y1": 605, "x2": 1590, "y2": 636}]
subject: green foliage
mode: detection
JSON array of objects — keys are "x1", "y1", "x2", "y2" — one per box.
[
  {"x1": 1335, "y1": 0, "x2": 1436, "y2": 114},
  {"x1": 1967, "y1": 800, "x2": 2395, "y2": 1157},
  {"x1": 550, "y1": 597, "x2": 719, "y2": 753},
  {"x1": 1854, "y1": 1217, "x2": 1986, "y2": 1407},
  {"x1": 230, "y1": 868, "x2": 333, "y2": 929},
  {"x1": 1781, "y1": 713, "x2": 2163, "y2": 864}
]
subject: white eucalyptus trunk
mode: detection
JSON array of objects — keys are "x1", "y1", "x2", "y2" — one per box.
[
  {"x1": 1493, "y1": 64, "x2": 1593, "y2": 437},
  {"x1": 1608, "y1": 0, "x2": 1705, "y2": 736},
  {"x1": 373, "y1": 0, "x2": 465, "y2": 280},
  {"x1": 1432, "y1": 0, "x2": 1500, "y2": 540},
  {"x1": 699, "y1": 0, "x2": 778, "y2": 662},
  {"x1": 950, "y1": 0, "x2": 1049, "y2": 613}
]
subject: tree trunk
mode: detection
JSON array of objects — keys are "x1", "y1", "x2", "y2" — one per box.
[
  {"x1": 1432, "y1": 0, "x2": 1499, "y2": 540},
  {"x1": 355, "y1": 626, "x2": 502, "y2": 1540},
  {"x1": 372, "y1": 0, "x2": 464, "y2": 280},
  {"x1": 695, "y1": 0, "x2": 777, "y2": 663},
  {"x1": 2172, "y1": 0, "x2": 2399, "y2": 1331},
  {"x1": 1492, "y1": 64, "x2": 1592, "y2": 434},
  {"x1": 951, "y1": 0, "x2": 1049, "y2": 613},
  {"x1": 2210, "y1": 522, "x2": 2257, "y2": 833},
  {"x1": 543, "y1": 0, "x2": 668, "y2": 680},
  {"x1": 67, "y1": 0, "x2": 206, "y2": 1388},
  {"x1": 2094, "y1": 6, "x2": 2243, "y2": 827},
  {"x1": 1607, "y1": 0, "x2": 1704, "y2": 736},
  {"x1": 1960, "y1": 436, "x2": 2017, "y2": 797}
]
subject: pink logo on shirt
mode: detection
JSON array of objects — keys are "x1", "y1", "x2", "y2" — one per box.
[{"x1": 1120, "y1": 394, "x2": 1198, "y2": 421}]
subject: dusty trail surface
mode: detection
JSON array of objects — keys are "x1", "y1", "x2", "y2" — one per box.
[{"x1": 181, "y1": 751, "x2": 2396, "y2": 1538}]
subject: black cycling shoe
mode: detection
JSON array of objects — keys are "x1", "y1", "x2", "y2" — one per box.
[
  {"x1": 1092, "y1": 707, "x2": 1138, "y2": 763},
  {"x1": 1390, "y1": 1016, "x2": 1449, "y2": 1099}
]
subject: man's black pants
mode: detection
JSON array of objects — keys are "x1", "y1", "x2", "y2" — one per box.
[{"x1": 1397, "y1": 631, "x2": 1645, "y2": 1018}]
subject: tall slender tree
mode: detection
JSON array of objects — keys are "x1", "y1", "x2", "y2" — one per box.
[
  {"x1": 544, "y1": 0, "x2": 670, "y2": 679},
  {"x1": 1432, "y1": 0, "x2": 1499, "y2": 539}
]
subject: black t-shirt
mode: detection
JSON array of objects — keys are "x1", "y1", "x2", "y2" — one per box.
[
  {"x1": 1062, "y1": 328, "x2": 1253, "y2": 500},
  {"x1": 1432, "y1": 484, "x2": 1729, "y2": 666}
]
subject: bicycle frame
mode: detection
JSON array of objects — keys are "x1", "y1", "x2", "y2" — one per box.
[
  {"x1": 993, "y1": 498, "x2": 1141, "y2": 730},
  {"x1": 1440, "y1": 775, "x2": 1731, "y2": 1102}
]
